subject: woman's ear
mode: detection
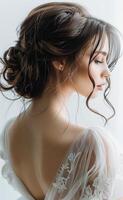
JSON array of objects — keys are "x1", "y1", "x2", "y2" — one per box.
[{"x1": 52, "y1": 59, "x2": 66, "y2": 71}]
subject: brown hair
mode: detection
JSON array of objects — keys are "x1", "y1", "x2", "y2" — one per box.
[{"x1": 0, "y1": 2, "x2": 121, "y2": 126}]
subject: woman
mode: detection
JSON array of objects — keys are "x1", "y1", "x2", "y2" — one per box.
[{"x1": 0, "y1": 2, "x2": 123, "y2": 200}]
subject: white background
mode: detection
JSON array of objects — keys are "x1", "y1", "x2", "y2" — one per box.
[{"x1": 0, "y1": 0, "x2": 123, "y2": 199}]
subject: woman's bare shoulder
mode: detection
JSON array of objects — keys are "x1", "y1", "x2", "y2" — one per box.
[{"x1": 7, "y1": 114, "x2": 33, "y2": 163}]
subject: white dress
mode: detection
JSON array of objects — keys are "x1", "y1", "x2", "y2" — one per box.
[{"x1": 0, "y1": 117, "x2": 123, "y2": 200}]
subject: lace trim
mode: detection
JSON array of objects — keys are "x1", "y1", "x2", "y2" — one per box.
[
  {"x1": 81, "y1": 174, "x2": 113, "y2": 199},
  {"x1": 52, "y1": 152, "x2": 114, "y2": 199},
  {"x1": 52, "y1": 152, "x2": 80, "y2": 192}
]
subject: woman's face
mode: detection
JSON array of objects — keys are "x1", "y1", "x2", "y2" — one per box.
[{"x1": 71, "y1": 35, "x2": 111, "y2": 98}]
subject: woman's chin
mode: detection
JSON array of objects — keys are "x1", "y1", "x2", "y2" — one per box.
[{"x1": 89, "y1": 91, "x2": 99, "y2": 99}]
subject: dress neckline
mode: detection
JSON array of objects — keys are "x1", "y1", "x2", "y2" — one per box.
[{"x1": 4, "y1": 118, "x2": 88, "y2": 200}]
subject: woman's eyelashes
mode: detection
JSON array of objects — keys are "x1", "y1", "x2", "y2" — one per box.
[{"x1": 94, "y1": 59, "x2": 104, "y2": 64}]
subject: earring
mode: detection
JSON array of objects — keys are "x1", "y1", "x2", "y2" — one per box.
[{"x1": 59, "y1": 65, "x2": 64, "y2": 71}]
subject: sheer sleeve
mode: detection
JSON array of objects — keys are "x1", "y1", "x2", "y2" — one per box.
[{"x1": 45, "y1": 126, "x2": 120, "y2": 200}]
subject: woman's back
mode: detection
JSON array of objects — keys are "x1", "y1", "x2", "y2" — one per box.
[
  {"x1": 1, "y1": 114, "x2": 122, "y2": 200},
  {"x1": 7, "y1": 114, "x2": 85, "y2": 200}
]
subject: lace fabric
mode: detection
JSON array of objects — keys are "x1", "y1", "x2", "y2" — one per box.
[
  {"x1": 52, "y1": 152, "x2": 114, "y2": 200},
  {"x1": 0, "y1": 118, "x2": 123, "y2": 200},
  {"x1": 45, "y1": 127, "x2": 120, "y2": 200}
]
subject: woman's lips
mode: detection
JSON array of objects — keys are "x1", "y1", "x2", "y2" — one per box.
[{"x1": 96, "y1": 84, "x2": 105, "y2": 90}]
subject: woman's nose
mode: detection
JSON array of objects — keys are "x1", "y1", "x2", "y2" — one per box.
[{"x1": 102, "y1": 64, "x2": 111, "y2": 78}]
